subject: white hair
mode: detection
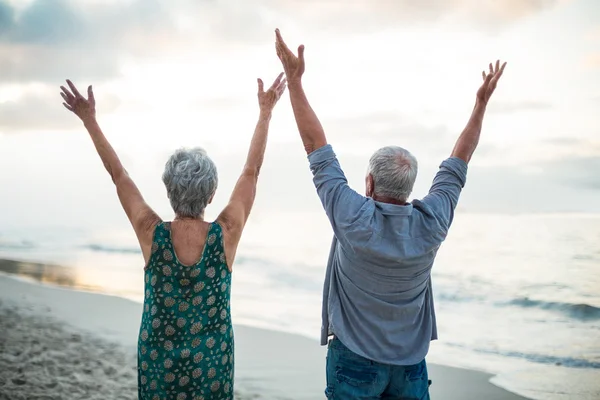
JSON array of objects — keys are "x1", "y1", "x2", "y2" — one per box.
[
  {"x1": 368, "y1": 146, "x2": 418, "y2": 202},
  {"x1": 162, "y1": 147, "x2": 218, "y2": 218}
]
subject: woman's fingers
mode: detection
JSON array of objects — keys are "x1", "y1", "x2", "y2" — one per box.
[
  {"x1": 60, "y1": 86, "x2": 74, "y2": 102},
  {"x1": 271, "y1": 72, "x2": 284, "y2": 88},
  {"x1": 87, "y1": 85, "x2": 95, "y2": 105},
  {"x1": 66, "y1": 79, "x2": 83, "y2": 99},
  {"x1": 276, "y1": 81, "x2": 287, "y2": 96}
]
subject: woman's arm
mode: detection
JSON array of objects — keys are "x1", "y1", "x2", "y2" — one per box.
[
  {"x1": 217, "y1": 73, "x2": 286, "y2": 269},
  {"x1": 61, "y1": 81, "x2": 160, "y2": 264}
]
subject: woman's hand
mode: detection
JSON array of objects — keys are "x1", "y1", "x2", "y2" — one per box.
[
  {"x1": 60, "y1": 80, "x2": 96, "y2": 123},
  {"x1": 257, "y1": 72, "x2": 287, "y2": 114}
]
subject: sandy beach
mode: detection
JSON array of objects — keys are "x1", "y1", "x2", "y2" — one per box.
[{"x1": 0, "y1": 269, "x2": 529, "y2": 400}]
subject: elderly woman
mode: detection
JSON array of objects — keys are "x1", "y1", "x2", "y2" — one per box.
[{"x1": 60, "y1": 73, "x2": 286, "y2": 399}]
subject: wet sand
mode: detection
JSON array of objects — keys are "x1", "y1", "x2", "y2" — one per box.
[{"x1": 0, "y1": 267, "x2": 528, "y2": 399}]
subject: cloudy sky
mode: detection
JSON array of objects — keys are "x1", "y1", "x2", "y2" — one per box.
[{"x1": 0, "y1": 0, "x2": 599, "y2": 233}]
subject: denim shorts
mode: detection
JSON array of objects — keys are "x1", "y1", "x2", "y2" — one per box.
[{"x1": 325, "y1": 338, "x2": 431, "y2": 400}]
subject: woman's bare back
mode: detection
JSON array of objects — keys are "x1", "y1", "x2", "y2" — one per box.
[{"x1": 169, "y1": 219, "x2": 212, "y2": 267}]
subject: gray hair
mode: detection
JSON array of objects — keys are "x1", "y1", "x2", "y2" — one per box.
[
  {"x1": 368, "y1": 146, "x2": 418, "y2": 202},
  {"x1": 162, "y1": 147, "x2": 218, "y2": 218}
]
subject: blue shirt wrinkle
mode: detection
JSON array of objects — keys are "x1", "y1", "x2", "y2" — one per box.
[{"x1": 308, "y1": 144, "x2": 468, "y2": 365}]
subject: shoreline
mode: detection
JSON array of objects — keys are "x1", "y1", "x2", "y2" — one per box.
[{"x1": 0, "y1": 262, "x2": 530, "y2": 400}]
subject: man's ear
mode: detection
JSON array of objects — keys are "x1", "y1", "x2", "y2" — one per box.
[{"x1": 366, "y1": 174, "x2": 374, "y2": 198}]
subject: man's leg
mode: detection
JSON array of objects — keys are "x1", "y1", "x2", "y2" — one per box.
[
  {"x1": 382, "y1": 359, "x2": 431, "y2": 400},
  {"x1": 325, "y1": 338, "x2": 389, "y2": 400}
]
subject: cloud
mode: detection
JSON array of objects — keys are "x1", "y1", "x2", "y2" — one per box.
[
  {"x1": 0, "y1": 1, "x2": 14, "y2": 34},
  {"x1": 583, "y1": 53, "x2": 600, "y2": 69},
  {"x1": 0, "y1": 0, "x2": 563, "y2": 87},
  {"x1": 0, "y1": 91, "x2": 121, "y2": 133},
  {"x1": 541, "y1": 137, "x2": 600, "y2": 157},
  {"x1": 261, "y1": 0, "x2": 561, "y2": 33},
  {"x1": 249, "y1": 143, "x2": 600, "y2": 214},
  {"x1": 586, "y1": 26, "x2": 600, "y2": 41},
  {"x1": 543, "y1": 137, "x2": 584, "y2": 146},
  {"x1": 321, "y1": 111, "x2": 455, "y2": 160},
  {"x1": 545, "y1": 156, "x2": 600, "y2": 190},
  {"x1": 488, "y1": 100, "x2": 553, "y2": 114},
  {"x1": 0, "y1": 0, "x2": 182, "y2": 84}
]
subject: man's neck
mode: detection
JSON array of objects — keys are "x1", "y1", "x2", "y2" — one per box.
[{"x1": 371, "y1": 195, "x2": 409, "y2": 206}]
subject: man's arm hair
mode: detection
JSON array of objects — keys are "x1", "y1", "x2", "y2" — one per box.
[
  {"x1": 287, "y1": 81, "x2": 328, "y2": 154},
  {"x1": 451, "y1": 100, "x2": 487, "y2": 164}
]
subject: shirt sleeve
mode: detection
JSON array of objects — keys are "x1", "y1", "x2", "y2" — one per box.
[
  {"x1": 307, "y1": 145, "x2": 370, "y2": 234},
  {"x1": 420, "y1": 157, "x2": 468, "y2": 231}
]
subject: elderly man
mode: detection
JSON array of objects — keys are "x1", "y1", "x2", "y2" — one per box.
[{"x1": 274, "y1": 29, "x2": 506, "y2": 400}]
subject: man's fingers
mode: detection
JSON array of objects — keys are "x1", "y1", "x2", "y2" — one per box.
[
  {"x1": 495, "y1": 59, "x2": 500, "y2": 72},
  {"x1": 488, "y1": 63, "x2": 493, "y2": 74},
  {"x1": 498, "y1": 61, "x2": 507, "y2": 76},
  {"x1": 275, "y1": 41, "x2": 288, "y2": 62},
  {"x1": 275, "y1": 28, "x2": 284, "y2": 45},
  {"x1": 62, "y1": 102, "x2": 74, "y2": 112},
  {"x1": 66, "y1": 79, "x2": 83, "y2": 99},
  {"x1": 257, "y1": 78, "x2": 264, "y2": 93},
  {"x1": 275, "y1": 28, "x2": 294, "y2": 57},
  {"x1": 60, "y1": 92, "x2": 70, "y2": 103},
  {"x1": 298, "y1": 44, "x2": 305, "y2": 63},
  {"x1": 482, "y1": 70, "x2": 494, "y2": 87},
  {"x1": 490, "y1": 61, "x2": 507, "y2": 85},
  {"x1": 482, "y1": 71, "x2": 487, "y2": 81}
]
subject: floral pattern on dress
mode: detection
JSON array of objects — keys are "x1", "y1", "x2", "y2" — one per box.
[{"x1": 138, "y1": 221, "x2": 233, "y2": 400}]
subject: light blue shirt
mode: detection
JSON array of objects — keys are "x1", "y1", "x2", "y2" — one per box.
[{"x1": 308, "y1": 144, "x2": 468, "y2": 365}]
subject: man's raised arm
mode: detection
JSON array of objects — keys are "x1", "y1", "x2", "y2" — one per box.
[
  {"x1": 421, "y1": 60, "x2": 507, "y2": 230},
  {"x1": 275, "y1": 29, "x2": 327, "y2": 154},
  {"x1": 274, "y1": 29, "x2": 369, "y2": 237},
  {"x1": 451, "y1": 60, "x2": 507, "y2": 163}
]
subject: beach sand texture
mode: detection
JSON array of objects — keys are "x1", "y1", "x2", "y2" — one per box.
[{"x1": 0, "y1": 274, "x2": 527, "y2": 399}]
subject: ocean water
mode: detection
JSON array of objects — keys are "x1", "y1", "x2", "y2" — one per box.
[{"x1": 1, "y1": 212, "x2": 599, "y2": 400}]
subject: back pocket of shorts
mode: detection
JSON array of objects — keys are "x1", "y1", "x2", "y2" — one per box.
[
  {"x1": 404, "y1": 362, "x2": 426, "y2": 382},
  {"x1": 335, "y1": 362, "x2": 378, "y2": 387}
]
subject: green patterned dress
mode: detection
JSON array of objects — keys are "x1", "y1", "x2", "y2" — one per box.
[{"x1": 138, "y1": 221, "x2": 234, "y2": 400}]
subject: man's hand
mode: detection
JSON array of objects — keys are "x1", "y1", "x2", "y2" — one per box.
[
  {"x1": 275, "y1": 28, "x2": 305, "y2": 84},
  {"x1": 60, "y1": 80, "x2": 96, "y2": 123},
  {"x1": 258, "y1": 72, "x2": 287, "y2": 114},
  {"x1": 476, "y1": 60, "x2": 507, "y2": 105},
  {"x1": 451, "y1": 60, "x2": 507, "y2": 164}
]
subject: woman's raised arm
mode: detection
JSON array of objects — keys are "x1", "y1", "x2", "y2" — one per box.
[
  {"x1": 60, "y1": 81, "x2": 160, "y2": 264},
  {"x1": 217, "y1": 73, "x2": 286, "y2": 269}
]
